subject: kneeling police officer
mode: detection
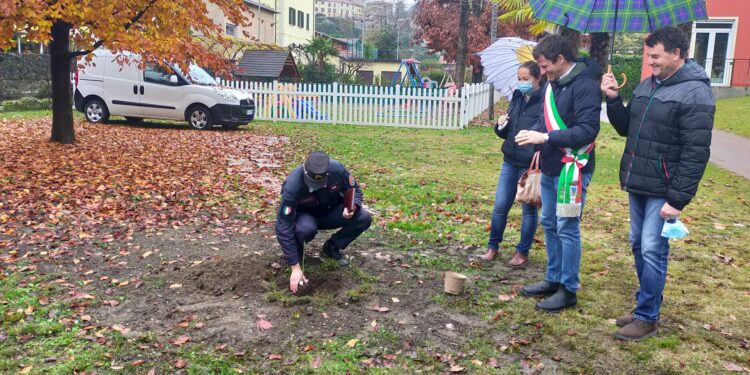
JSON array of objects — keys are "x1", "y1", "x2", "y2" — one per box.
[{"x1": 276, "y1": 151, "x2": 372, "y2": 293}]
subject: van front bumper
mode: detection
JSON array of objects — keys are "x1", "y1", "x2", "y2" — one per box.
[{"x1": 210, "y1": 102, "x2": 255, "y2": 125}]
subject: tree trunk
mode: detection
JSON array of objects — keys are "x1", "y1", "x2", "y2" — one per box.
[
  {"x1": 49, "y1": 21, "x2": 75, "y2": 144},
  {"x1": 455, "y1": 0, "x2": 469, "y2": 88},
  {"x1": 589, "y1": 32, "x2": 610, "y2": 70}
]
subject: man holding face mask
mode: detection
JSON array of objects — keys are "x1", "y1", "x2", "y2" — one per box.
[
  {"x1": 275, "y1": 151, "x2": 372, "y2": 294},
  {"x1": 602, "y1": 26, "x2": 714, "y2": 341}
]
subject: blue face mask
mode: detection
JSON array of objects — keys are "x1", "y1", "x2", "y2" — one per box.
[
  {"x1": 516, "y1": 81, "x2": 534, "y2": 94},
  {"x1": 661, "y1": 218, "x2": 689, "y2": 239}
]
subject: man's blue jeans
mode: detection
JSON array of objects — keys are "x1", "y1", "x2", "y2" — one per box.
[
  {"x1": 487, "y1": 161, "x2": 539, "y2": 256},
  {"x1": 540, "y1": 172, "x2": 592, "y2": 293},
  {"x1": 628, "y1": 193, "x2": 670, "y2": 323}
]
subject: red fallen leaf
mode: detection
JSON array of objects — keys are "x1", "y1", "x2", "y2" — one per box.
[
  {"x1": 311, "y1": 357, "x2": 321, "y2": 368},
  {"x1": 38, "y1": 297, "x2": 50, "y2": 306},
  {"x1": 723, "y1": 361, "x2": 744, "y2": 372},
  {"x1": 174, "y1": 358, "x2": 187, "y2": 369},
  {"x1": 177, "y1": 322, "x2": 190, "y2": 328},
  {"x1": 180, "y1": 314, "x2": 198, "y2": 323},
  {"x1": 566, "y1": 329, "x2": 577, "y2": 336},
  {"x1": 491, "y1": 310, "x2": 506, "y2": 321},
  {"x1": 302, "y1": 345, "x2": 315, "y2": 352},
  {"x1": 170, "y1": 335, "x2": 190, "y2": 346},
  {"x1": 215, "y1": 343, "x2": 228, "y2": 351},
  {"x1": 449, "y1": 364, "x2": 465, "y2": 373},
  {"x1": 268, "y1": 354, "x2": 283, "y2": 360},
  {"x1": 498, "y1": 294, "x2": 514, "y2": 302},
  {"x1": 130, "y1": 359, "x2": 145, "y2": 366},
  {"x1": 256, "y1": 319, "x2": 273, "y2": 331},
  {"x1": 147, "y1": 369, "x2": 156, "y2": 375},
  {"x1": 361, "y1": 358, "x2": 374, "y2": 365},
  {"x1": 552, "y1": 355, "x2": 562, "y2": 362},
  {"x1": 369, "y1": 304, "x2": 390, "y2": 312},
  {"x1": 194, "y1": 322, "x2": 204, "y2": 329}
]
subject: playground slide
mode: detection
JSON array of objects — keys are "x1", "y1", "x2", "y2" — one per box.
[{"x1": 295, "y1": 99, "x2": 328, "y2": 121}]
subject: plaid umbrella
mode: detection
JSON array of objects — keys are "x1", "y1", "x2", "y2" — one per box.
[
  {"x1": 529, "y1": 0, "x2": 708, "y2": 33},
  {"x1": 529, "y1": 0, "x2": 708, "y2": 86}
]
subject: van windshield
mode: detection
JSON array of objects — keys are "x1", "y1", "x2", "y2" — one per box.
[{"x1": 174, "y1": 64, "x2": 218, "y2": 86}]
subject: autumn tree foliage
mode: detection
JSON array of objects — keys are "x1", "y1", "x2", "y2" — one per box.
[
  {"x1": 412, "y1": 0, "x2": 534, "y2": 67},
  {"x1": 0, "y1": 0, "x2": 253, "y2": 144}
]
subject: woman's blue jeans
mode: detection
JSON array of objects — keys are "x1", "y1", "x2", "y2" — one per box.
[{"x1": 487, "y1": 161, "x2": 539, "y2": 256}]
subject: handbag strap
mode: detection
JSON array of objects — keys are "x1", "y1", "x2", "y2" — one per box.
[{"x1": 529, "y1": 151, "x2": 540, "y2": 171}]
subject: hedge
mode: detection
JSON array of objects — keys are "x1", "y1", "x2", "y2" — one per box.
[
  {"x1": 0, "y1": 97, "x2": 53, "y2": 111},
  {"x1": 610, "y1": 55, "x2": 643, "y2": 102}
]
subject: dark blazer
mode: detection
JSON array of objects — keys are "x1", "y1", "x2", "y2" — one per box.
[
  {"x1": 531, "y1": 58, "x2": 602, "y2": 177},
  {"x1": 495, "y1": 88, "x2": 543, "y2": 168}
]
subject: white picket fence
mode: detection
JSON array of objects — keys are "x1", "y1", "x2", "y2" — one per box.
[{"x1": 220, "y1": 79, "x2": 503, "y2": 129}]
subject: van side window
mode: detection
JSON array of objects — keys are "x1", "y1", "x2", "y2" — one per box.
[{"x1": 144, "y1": 64, "x2": 176, "y2": 85}]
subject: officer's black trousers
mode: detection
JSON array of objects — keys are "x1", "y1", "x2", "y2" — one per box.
[{"x1": 295, "y1": 204, "x2": 372, "y2": 254}]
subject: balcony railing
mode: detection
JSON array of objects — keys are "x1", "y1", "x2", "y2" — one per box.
[{"x1": 692, "y1": 58, "x2": 750, "y2": 87}]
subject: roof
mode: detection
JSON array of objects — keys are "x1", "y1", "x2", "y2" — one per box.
[
  {"x1": 236, "y1": 50, "x2": 299, "y2": 78},
  {"x1": 244, "y1": 0, "x2": 278, "y2": 14}
]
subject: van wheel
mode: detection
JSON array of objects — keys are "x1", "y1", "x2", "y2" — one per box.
[
  {"x1": 188, "y1": 105, "x2": 213, "y2": 130},
  {"x1": 84, "y1": 99, "x2": 109, "y2": 123},
  {"x1": 125, "y1": 117, "x2": 143, "y2": 123}
]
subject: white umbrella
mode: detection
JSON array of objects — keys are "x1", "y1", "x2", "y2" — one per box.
[{"x1": 477, "y1": 37, "x2": 537, "y2": 100}]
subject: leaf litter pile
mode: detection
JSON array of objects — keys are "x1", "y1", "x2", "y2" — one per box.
[{"x1": 1, "y1": 119, "x2": 552, "y2": 373}]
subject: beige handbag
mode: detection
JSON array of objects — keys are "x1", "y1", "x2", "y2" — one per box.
[{"x1": 515, "y1": 151, "x2": 542, "y2": 207}]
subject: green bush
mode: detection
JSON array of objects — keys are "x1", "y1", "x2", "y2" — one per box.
[
  {"x1": 610, "y1": 55, "x2": 642, "y2": 102},
  {"x1": 426, "y1": 70, "x2": 447, "y2": 84},
  {"x1": 1, "y1": 97, "x2": 53, "y2": 111}
]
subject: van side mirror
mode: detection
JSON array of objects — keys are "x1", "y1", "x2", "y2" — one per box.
[{"x1": 169, "y1": 75, "x2": 178, "y2": 84}]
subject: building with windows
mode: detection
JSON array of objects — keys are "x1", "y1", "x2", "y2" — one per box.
[
  {"x1": 277, "y1": 0, "x2": 316, "y2": 47},
  {"x1": 314, "y1": 0, "x2": 365, "y2": 19},
  {"x1": 204, "y1": 0, "x2": 278, "y2": 44},
  {"x1": 639, "y1": 0, "x2": 749, "y2": 95}
]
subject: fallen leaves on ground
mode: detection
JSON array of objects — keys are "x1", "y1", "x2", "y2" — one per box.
[{"x1": 0, "y1": 118, "x2": 289, "y2": 266}]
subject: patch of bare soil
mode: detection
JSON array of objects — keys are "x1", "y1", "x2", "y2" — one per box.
[{"x1": 56, "y1": 224, "x2": 544, "y2": 362}]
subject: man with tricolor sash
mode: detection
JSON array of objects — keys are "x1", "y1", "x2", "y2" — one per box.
[{"x1": 515, "y1": 35, "x2": 602, "y2": 312}]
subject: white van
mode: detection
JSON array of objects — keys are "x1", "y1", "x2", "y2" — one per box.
[{"x1": 74, "y1": 50, "x2": 255, "y2": 130}]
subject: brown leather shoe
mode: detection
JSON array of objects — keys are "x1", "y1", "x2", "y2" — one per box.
[
  {"x1": 506, "y1": 252, "x2": 529, "y2": 267},
  {"x1": 616, "y1": 309, "x2": 635, "y2": 327},
  {"x1": 478, "y1": 248, "x2": 498, "y2": 261},
  {"x1": 615, "y1": 319, "x2": 657, "y2": 341}
]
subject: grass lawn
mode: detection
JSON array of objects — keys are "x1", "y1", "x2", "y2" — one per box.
[
  {"x1": 254, "y1": 118, "x2": 750, "y2": 373},
  {"x1": 714, "y1": 96, "x2": 750, "y2": 138},
  {"x1": 1, "y1": 108, "x2": 748, "y2": 373}
]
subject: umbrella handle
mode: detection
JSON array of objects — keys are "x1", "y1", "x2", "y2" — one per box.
[{"x1": 607, "y1": 65, "x2": 628, "y2": 90}]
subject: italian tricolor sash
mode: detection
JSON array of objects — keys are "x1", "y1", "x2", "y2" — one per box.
[{"x1": 543, "y1": 84, "x2": 594, "y2": 218}]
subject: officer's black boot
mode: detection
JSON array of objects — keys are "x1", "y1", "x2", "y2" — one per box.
[
  {"x1": 535, "y1": 287, "x2": 577, "y2": 313},
  {"x1": 520, "y1": 281, "x2": 560, "y2": 297},
  {"x1": 320, "y1": 240, "x2": 348, "y2": 267}
]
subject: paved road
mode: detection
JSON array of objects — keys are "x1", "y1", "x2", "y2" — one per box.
[{"x1": 600, "y1": 103, "x2": 749, "y2": 179}]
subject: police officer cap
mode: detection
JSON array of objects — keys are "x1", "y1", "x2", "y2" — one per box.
[{"x1": 303, "y1": 150, "x2": 329, "y2": 190}]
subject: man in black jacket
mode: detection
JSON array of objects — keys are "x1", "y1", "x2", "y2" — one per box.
[
  {"x1": 602, "y1": 27, "x2": 714, "y2": 341},
  {"x1": 276, "y1": 151, "x2": 372, "y2": 294},
  {"x1": 516, "y1": 35, "x2": 601, "y2": 312}
]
